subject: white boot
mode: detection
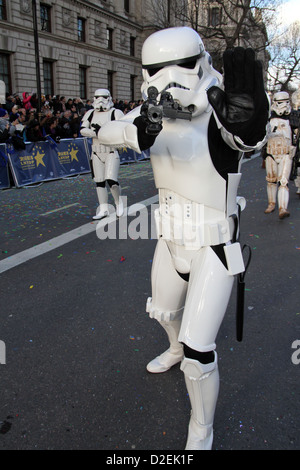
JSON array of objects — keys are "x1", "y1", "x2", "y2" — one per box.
[
  {"x1": 180, "y1": 354, "x2": 219, "y2": 450},
  {"x1": 278, "y1": 184, "x2": 290, "y2": 219},
  {"x1": 110, "y1": 184, "x2": 124, "y2": 217},
  {"x1": 147, "y1": 319, "x2": 183, "y2": 373},
  {"x1": 93, "y1": 186, "x2": 109, "y2": 220}
]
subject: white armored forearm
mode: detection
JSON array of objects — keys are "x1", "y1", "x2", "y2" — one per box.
[
  {"x1": 97, "y1": 107, "x2": 142, "y2": 153},
  {"x1": 212, "y1": 110, "x2": 269, "y2": 152},
  {"x1": 80, "y1": 125, "x2": 96, "y2": 138}
]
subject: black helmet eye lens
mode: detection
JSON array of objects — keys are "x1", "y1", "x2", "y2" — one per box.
[
  {"x1": 144, "y1": 54, "x2": 200, "y2": 77},
  {"x1": 148, "y1": 67, "x2": 163, "y2": 77},
  {"x1": 178, "y1": 59, "x2": 197, "y2": 69}
]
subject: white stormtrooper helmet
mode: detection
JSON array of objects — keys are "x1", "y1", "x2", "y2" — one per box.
[
  {"x1": 93, "y1": 89, "x2": 113, "y2": 111},
  {"x1": 141, "y1": 27, "x2": 223, "y2": 116},
  {"x1": 271, "y1": 91, "x2": 291, "y2": 116}
]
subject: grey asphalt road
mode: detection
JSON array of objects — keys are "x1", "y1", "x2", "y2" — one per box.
[{"x1": 0, "y1": 156, "x2": 299, "y2": 451}]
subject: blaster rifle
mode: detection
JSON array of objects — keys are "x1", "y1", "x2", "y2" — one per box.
[{"x1": 141, "y1": 86, "x2": 192, "y2": 135}]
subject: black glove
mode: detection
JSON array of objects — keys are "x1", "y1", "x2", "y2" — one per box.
[
  {"x1": 133, "y1": 112, "x2": 162, "y2": 151},
  {"x1": 207, "y1": 47, "x2": 269, "y2": 146},
  {"x1": 91, "y1": 123, "x2": 101, "y2": 134}
]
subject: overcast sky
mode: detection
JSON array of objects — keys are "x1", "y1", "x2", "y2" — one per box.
[{"x1": 278, "y1": 0, "x2": 300, "y2": 25}]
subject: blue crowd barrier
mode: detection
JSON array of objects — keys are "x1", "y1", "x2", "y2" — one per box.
[
  {"x1": 119, "y1": 146, "x2": 150, "y2": 164},
  {"x1": 0, "y1": 138, "x2": 150, "y2": 189},
  {"x1": 7, "y1": 138, "x2": 91, "y2": 188},
  {"x1": 0, "y1": 143, "x2": 10, "y2": 189}
]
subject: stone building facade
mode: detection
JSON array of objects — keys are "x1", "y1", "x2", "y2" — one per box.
[
  {"x1": 0, "y1": 0, "x2": 160, "y2": 101},
  {"x1": 0, "y1": 0, "x2": 268, "y2": 102}
]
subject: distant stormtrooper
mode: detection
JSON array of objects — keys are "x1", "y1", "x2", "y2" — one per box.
[
  {"x1": 80, "y1": 89, "x2": 124, "y2": 219},
  {"x1": 97, "y1": 27, "x2": 269, "y2": 450},
  {"x1": 294, "y1": 137, "x2": 300, "y2": 197},
  {"x1": 291, "y1": 88, "x2": 300, "y2": 197},
  {"x1": 264, "y1": 91, "x2": 295, "y2": 218}
]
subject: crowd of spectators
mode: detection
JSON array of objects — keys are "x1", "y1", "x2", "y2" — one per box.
[{"x1": 0, "y1": 91, "x2": 143, "y2": 149}]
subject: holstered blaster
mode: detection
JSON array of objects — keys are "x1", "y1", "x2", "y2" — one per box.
[{"x1": 141, "y1": 86, "x2": 192, "y2": 135}]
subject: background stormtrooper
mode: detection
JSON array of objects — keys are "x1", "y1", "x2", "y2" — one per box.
[
  {"x1": 291, "y1": 88, "x2": 300, "y2": 196},
  {"x1": 264, "y1": 91, "x2": 296, "y2": 218},
  {"x1": 97, "y1": 27, "x2": 269, "y2": 450},
  {"x1": 80, "y1": 89, "x2": 124, "y2": 219},
  {"x1": 294, "y1": 136, "x2": 300, "y2": 197}
]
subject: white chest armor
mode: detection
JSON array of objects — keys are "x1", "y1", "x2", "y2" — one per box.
[
  {"x1": 82, "y1": 108, "x2": 117, "y2": 154},
  {"x1": 151, "y1": 112, "x2": 243, "y2": 249},
  {"x1": 94, "y1": 109, "x2": 116, "y2": 154},
  {"x1": 92, "y1": 109, "x2": 116, "y2": 127},
  {"x1": 267, "y1": 117, "x2": 292, "y2": 157}
]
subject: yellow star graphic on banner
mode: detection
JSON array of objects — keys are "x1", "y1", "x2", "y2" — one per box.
[
  {"x1": 34, "y1": 150, "x2": 46, "y2": 167},
  {"x1": 70, "y1": 147, "x2": 79, "y2": 162}
]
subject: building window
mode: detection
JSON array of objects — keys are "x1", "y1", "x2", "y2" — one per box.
[
  {"x1": 40, "y1": 4, "x2": 51, "y2": 32},
  {"x1": 43, "y1": 60, "x2": 54, "y2": 96},
  {"x1": 130, "y1": 36, "x2": 135, "y2": 57},
  {"x1": 124, "y1": 0, "x2": 130, "y2": 14},
  {"x1": 79, "y1": 66, "x2": 87, "y2": 99},
  {"x1": 0, "y1": 53, "x2": 11, "y2": 94},
  {"x1": 107, "y1": 70, "x2": 114, "y2": 96},
  {"x1": 130, "y1": 75, "x2": 136, "y2": 101},
  {"x1": 78, "y1": 17, "x2": 86, "y2": 42},
  {"x1": 0, "y1": 0, "x2": 7, "y2": 20},
  {"x1": 208, "y1": 7, "x2": 221, "y2": 27},
  {"x1": 107, "y1": 28, "x2": 113, "y2": 50}
]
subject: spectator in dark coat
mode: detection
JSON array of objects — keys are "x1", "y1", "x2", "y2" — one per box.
[{"x1": 26, "y1": 119, "x2": 45, "y2": 142}]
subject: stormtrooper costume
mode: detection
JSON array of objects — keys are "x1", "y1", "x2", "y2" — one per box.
[
  {"x1": 295, "y1": 137, "x2": 300, "y2": 197},
  {"x1": 265, "y1": 91, "x2": 295, "y2": 218},
  {"x1": 80, "y1": 89, "x2": 124, "y2": 219},
  {"x1": 97, "y1": 27, "x2": 269, "y2": 450}
]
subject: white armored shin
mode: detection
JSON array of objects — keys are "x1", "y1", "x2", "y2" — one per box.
[
  {"x1": 180, "y1": 353, "x2": 219, "y2": 450},
  {"x1": 110, "y1": 183, "x2": 124, "y2": 217},
  {"x1": 146, "y1": 298, "x2": 184, "y2": 373},
  {"x1": 94, "y1": 186, "x2": 109, "y2": 220},
  {"x1": 145, "y1": 239, "x2": 188, "y2": 373}
]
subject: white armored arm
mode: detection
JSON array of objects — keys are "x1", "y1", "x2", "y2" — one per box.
[
  {"x1": 97, "y1": 107, "x2": 142, "y2": 153},
  {"x1": 80, "y1": 109, "x2": 97, "y2": 138},
  {"x1": 213, "y1": 111, "x2": 269, "y2": 153}
]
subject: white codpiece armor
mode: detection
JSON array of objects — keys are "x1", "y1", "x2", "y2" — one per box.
[
  {"x1": 80, "y1": 89, "x2": 124, "y2": 219},
  {"x1": 265, "y1": 92, "x2": 295, "y2": 219},
  {"x1": 97, "y1": 27, "x2": 268, "y2": 450}
]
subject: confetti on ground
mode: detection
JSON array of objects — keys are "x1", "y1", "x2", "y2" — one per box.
[{"x1": 119, "y1": 256, "x2": 125, "y2": 262}]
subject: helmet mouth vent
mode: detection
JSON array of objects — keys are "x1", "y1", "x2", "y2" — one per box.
[{"x1": 163, "y1": 83, "x2": 190, "y2": 91}]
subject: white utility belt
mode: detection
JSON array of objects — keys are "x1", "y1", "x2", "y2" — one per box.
[
  {"x1": 155, "y1": 189, "x2": 237, "y2": 249},
  {"x1": 92, "y1": 142, "x2": 113, "y2": 154}
]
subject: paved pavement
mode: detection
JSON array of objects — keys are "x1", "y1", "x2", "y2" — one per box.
[{"x1": 0, "y1": 156, "x2": 299, "y2": 451}]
